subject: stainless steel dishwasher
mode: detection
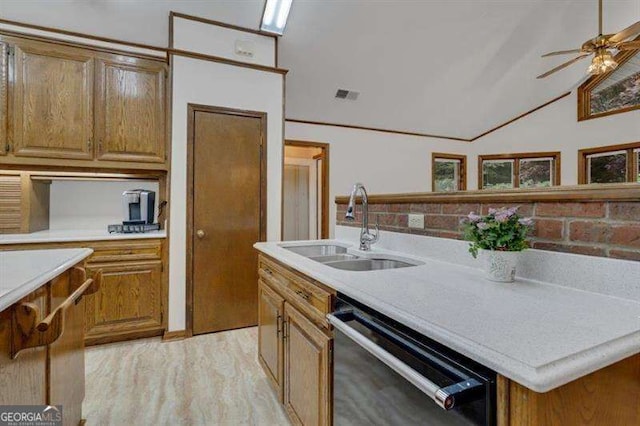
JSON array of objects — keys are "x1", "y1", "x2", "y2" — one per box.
[{"x1": 327, "y1": 294, "x2": 496, "y2": 426}]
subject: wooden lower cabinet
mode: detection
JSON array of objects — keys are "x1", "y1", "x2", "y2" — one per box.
[
  {"x1": 0, "y1": 262, "x2": 95, "y2": 425},
  {"x1": 84, "y1": 260, "x2": 163, "y2": 345},
  {"x1": 0, "y1": 286, "x2": 47, "y2": 404},
  {"x1": 258, "y1": 280, "x2": 285, "y2": 400},
  {"x1": 284, "y1": 303, "x2": 332, "y2": 426},
  {"x1": 257, "y1": 254, "x2": 334, "y2": 426},
  {"x1": 0, "y1": 238, "x2": 166, "y2": 345},
  {"x1": 498, "y1": 354, "x2": 640, "y2": 426}
]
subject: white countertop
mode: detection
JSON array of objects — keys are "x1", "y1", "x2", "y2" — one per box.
[
  {"x1": 0, "y1": 248, "x2": 93, "y2": 311},
  {"x1": 254, "y1": 239, "x2": 640, "y2": 393},
  {"x1": 0, "y1": 229, "x2": 167, "y2": 245}
]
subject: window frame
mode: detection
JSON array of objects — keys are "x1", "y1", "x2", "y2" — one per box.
[
  {"x1": 478, "y1": 151, "x2": 561, "y2": 190},
  {"x1": 431, "y1": 152, "x2": 467, "y2": 192},
  {"x1": 578, "y1": 142, "x2": 640, "y2": 184}
]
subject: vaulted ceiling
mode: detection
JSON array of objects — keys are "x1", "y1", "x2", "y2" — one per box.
[{"x1": 1, "y1": 0, "x2": 638, "y2": 139}]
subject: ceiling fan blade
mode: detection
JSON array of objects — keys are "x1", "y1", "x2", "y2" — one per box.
[
  {"x1": 541, "y1": 49, "x2": 583, "y2": 57},
  {"x1": 609, "y1": 21, "x2": 640, "y2": 43},
  {"x1": 617, "y1": 40, "x2": 640, "y2": 50},
  {"x1": 536, "y1": 54, "x2": 590, "y2": 79}
]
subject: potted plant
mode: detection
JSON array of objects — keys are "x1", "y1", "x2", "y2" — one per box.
[{"x1": 461, "y1": 207, "x2": 533, "y2": 282}]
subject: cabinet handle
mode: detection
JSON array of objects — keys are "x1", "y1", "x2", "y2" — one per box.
[
  {"x1": 87, "y1": 139, "x2": 92, "y2": 149},
  {"x1": 282, "y1": 320, "x2": 288, "y2": 340},
  {"x1": 276, "y1": 314, "x2": 282, "y2": 336},
  {"x1": 11, "y1": 268, "x2": 102, "y2": 359},
  {"x1": 295, "y1": 289, "x2": 311, "y2": 301}
]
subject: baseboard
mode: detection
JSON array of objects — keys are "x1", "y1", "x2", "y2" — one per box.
[{"x1": 162, "y1": 329, "x2": 187, "y2": 342}]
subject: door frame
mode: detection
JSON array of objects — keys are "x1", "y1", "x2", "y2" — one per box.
[
  {"x1": 185, "y1": 103, "x2": 268, "y2": 337},
  {"x1": 282, "y1": 140, "x2": 330, "y2": 239}
]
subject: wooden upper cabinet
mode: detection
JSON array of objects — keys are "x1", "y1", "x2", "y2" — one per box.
[
  {"x1": 12, "y1": 40, "x2": 94, "y2": 160},
  {"x1": 95, "y1": 55, "x2": 166, "y2": 163},
  {"x1": 0, "y1": 42, "x2": 7, "y2": 156}
]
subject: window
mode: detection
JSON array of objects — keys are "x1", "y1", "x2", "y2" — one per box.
[
  {"x1": 479, "y1": 152, "x2": 561, "y2": 190},
  {"x1": 432, "y1": 153, "x2": 466, "y2": 192},
  {"x1": 579, "y1": 142, "x2": 640, "y2": 184}
]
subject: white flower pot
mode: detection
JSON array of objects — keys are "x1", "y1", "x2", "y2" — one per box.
[{"x1": 481, "y1": 250, "x2": 520, "y2": 282}]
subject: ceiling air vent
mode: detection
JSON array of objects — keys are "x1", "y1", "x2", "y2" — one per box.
[{"x1": 335, "y1": 89, "x2": 359, "y2": 101}]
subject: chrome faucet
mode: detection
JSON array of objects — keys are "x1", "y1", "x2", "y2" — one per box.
[{"x1": 345, "y1": 183, "x2": 379, "y2": 251}]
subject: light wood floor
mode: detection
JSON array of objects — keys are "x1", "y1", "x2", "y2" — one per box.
[{"x1": 83, "y1": 327, "x2": 291, "y2": 425}]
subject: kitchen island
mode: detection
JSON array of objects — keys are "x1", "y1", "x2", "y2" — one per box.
[
  {"x1": 254, "y1": 228, "x2": 640, "y2": 425},
  {"x1": 0, "y1": 248, "x2": 99, "y2": 425}
]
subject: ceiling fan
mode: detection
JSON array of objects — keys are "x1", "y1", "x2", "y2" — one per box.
[{"x1": 538, "y1": 0, "x2": 640, "y2": 79}]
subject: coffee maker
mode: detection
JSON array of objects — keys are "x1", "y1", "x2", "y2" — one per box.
[{"x1": 108, "y1": 189, "x2": 160, "y2": 233}]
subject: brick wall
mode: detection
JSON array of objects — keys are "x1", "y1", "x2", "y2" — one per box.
[{"x1": 336, "y1": 201, "x2": 640, "y2": 261}]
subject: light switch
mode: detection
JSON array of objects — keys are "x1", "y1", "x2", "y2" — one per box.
[{"x1": 408, "y1": 214, "x2": 424, "y2": 229}]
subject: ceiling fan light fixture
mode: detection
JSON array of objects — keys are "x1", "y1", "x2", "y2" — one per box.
[{"x1": 587, "y1": 49, "x2": 618, "y2": 75}]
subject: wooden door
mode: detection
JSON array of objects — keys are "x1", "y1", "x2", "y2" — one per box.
[
  {"x1": 258, "y1": 280, "x2": 285, "y2": 401},
  {"x1": 0, "y1": 286, "x2": 47, "y2": 404},
  {"x1": 12, "y1": 39, "x2": 94, "y2": 159},
  {"x1": 95, "y1": 55, "x2": 166, "y2": 163},
  {"x1": 190, "y1": 106, "x2": 266, "y2": 335},
  {"x1": 84, "y1": 261, "x2": 162, "y2": 339},
  {"x1": 49, "y1": 270, "x2": 85, "y2": 426},
  {"x1": 284, "y1": 303, "x2": 331, "y2": 426},
  {"x1": 0, "y1": 42, "x2": 7, "y2": 156}
]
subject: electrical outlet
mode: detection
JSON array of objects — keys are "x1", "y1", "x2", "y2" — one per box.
[{"x1": 408, "y1": 214, "x2": 424, "y2": 229}]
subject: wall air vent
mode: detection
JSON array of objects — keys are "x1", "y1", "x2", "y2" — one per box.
[{"x1": 335, "y1": 89, "x2": 359, "y2": 101}]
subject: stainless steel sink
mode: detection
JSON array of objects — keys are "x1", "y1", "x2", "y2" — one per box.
[
  {"x1": 282, "y1": 244, "x2": 421, "y2": 271},
  {"x1": 284, "y1": 245, "x2": 347, "y2": 257},
  {"x1": 324, "y1": 258, "x2": 418, "y2": 271},
  {"x1": 309, "y1": 254, "x2": 359, "y2": 263}
]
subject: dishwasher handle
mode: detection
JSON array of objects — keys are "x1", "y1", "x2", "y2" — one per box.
[{"x1": 327, "y1": 312, "x2": 480, "y2": 411}]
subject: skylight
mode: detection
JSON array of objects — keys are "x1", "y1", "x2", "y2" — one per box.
[{"x1": 261, "y1": 0, "x2": 293, "y2": 35}]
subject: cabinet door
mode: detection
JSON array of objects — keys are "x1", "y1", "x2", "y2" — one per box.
[
  {"x1": 85, "y1": 261, "x2": 162, "y2": 341},
  {"x1": 0, "y1": 42, "x2": 8, "y2": 156},
  {"x1": 95, "y1": 55, "x2": 166, "y2": 163},
  {"x1": 284, "y1": 303, "x2": 331, "y2": 426},
  {"x1": 258, "y1": 280, "x2": 285, "y2": 401},
  {"x1": 49, "y1": 270, "x2": 85, "y2": 426},
  {"x1": 12, "y1": 40, "x2": 94, "y2": 159},
  {"x1": 0, "y1": 286, "x2": 47, "y2": 405}
]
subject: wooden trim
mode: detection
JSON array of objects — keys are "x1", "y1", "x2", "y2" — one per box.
[
  {"x1": 478, "y1": 151, "x2": 561, "y2": 189},
  {"x1": 286, "y1": 92, "x2": 573, "y2": 143},
  {"x1": 283, "y1": 140, "x2": 331, "y2": 239},
  {"x1": 162, "y1": 330, "x2": 186, "y2": 342},
  {"x1": 285, "y1": 118, "x2": 472, "y2": 142},
  {"x1": 471, "y1": 92, "x2": 571, "y2": 141},
  {"x1": 431, "y1": 153, "x2": 467, "y2": 192},
  {"x1": 334, "y1": 183, "x2": 640, "y2": 205},
  {"x1": 578, "y1": 141, "x2": 640, "y2": 184},
  {"x1": 578, "y1": 36, "x2": 640, "y2": 121},
  {"x1": 185, "y1": 104, "x2": 268, "y2": 337},
  {"x1": 0, "y1": 18, "x2": 167, "y2": 52},
  {"x1": 170, "y1": 11, "x2": 277, "y2": 39},
  {"x1": 168, "y1": 48, "x2": 288, "y2": 75},
  {"x1": 497, "y1": 375, "x2": 510, "y2": 426}
]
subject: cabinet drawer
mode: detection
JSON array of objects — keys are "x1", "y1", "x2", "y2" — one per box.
[
  {"x1": 259, "y1": 256, "x2": 332, "y2": 327},
  {"x1": 88, "y1": 240, "x2": 162, "y2": 263}
]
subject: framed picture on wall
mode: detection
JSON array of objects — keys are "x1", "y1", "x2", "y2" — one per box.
[{"x1": 578, "y1": 40, "x2": 640, "y2": 121}]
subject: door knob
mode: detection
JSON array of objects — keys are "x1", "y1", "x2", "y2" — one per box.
[{"x1": 196, "y1": 229, "x2": 205, "y2": 239}]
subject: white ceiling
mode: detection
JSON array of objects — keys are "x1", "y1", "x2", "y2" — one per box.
[{"x1": 1, "y1": 0, "x2": 638, "y2": 139}]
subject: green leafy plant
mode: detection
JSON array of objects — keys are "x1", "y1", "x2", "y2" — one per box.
[{"x1": 461, "y1": 207, "x2": 533, "y2": 258}]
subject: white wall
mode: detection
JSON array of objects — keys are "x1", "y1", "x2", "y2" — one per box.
[
  {"x1": 286, "y1": 89, "x2": 640, "y2": 236},
  {"x1": 285, "y1": 122, "x2": 473, "y2": 237},
  {"x1": 49, "y1": 180, "x2": 159, "y2": 230},
  {"x1": 169, "y1": 56, "x2": 283, "y2": 331},
  {"x1": 469, "y1": 91, "x2": 640, "y2": 189}
]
